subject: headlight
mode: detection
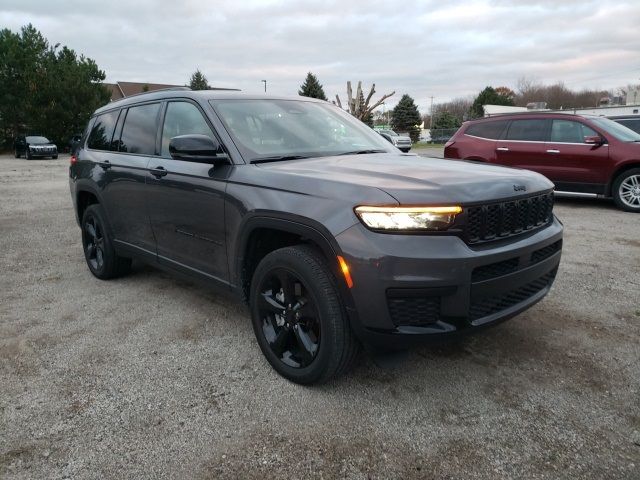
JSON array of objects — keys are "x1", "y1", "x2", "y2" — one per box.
[{"x1": 354, "y1": 205, "x2": 462, "y2": 231}]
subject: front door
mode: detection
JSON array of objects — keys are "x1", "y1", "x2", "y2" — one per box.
[
  {"x1": 544, "y1": 118, "x2": 609, "y2": 193},
  {"x1": 146, "y1": 100, "x2": 230, "y2": 284}
]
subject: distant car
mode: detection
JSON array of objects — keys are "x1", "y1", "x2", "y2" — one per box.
[
  {"x1": 444, "y1": 112, "x2": 640, "y2": 212},
  {"x1": 69, "y1": 134, "x2": 83, "y2": 154},
  {"x1": 609, "y1": 115, "x2": 640, "y2": 134},
  {"x1": 376, "y1": 129, "x2": 412, "y2": 152},
  {"x1": 14, "y1": 135, "x2": 58, "y2": 159}
]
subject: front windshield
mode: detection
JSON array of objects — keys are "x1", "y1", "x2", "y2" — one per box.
[
  {"x1": 590, "y1": 117, "x2": 640, "y2": 142},
  {"x1": 211, "y1": 99, "x2": 393, "y2": 161},
  {"x1": 26, "y1": 136, "x2": 50, "y2": 144}
]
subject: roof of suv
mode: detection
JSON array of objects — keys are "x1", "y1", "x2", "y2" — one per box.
[
  {"x1": 471, "y1": 112, "x2": 602, "y2": 123},
  {"x1": 94, "y1": 89, "x2": 328, "y2": 115}
]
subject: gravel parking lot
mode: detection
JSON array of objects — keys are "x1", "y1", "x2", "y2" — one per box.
[{"x1": 1, "y1": 154, "x2": 639, "y2": 479}]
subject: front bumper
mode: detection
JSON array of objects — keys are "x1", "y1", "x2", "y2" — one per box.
[{"x1": 335, "y1": 217, "x2": 563, "y2": 349}]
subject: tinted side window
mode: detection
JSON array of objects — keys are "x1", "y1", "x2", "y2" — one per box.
[
  {"x1": 617, "y1": 119, "x2": 640, "y2": 134},
  {"x1": 119, "y1": 103, "x2": 161, "y2": 155},
  {"x1": 505, "y1": 119, "x2": 548, "y2": 141},
  {"x1": 161, "y1": 102, "x2": 214, "y2": 157},
  {"x1": 88, "y1": 110, "x2": 120, "y2": 150},
  {"x1": 550, "y1": 120, "x2": 597, "y2": 143},
  {"x1": 466, "y1": 120, "x2": 508, "y2": 139}
]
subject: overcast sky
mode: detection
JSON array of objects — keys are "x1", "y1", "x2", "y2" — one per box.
[{"x1": 2, "y1": 0, "x2": 639, "y2": 112}]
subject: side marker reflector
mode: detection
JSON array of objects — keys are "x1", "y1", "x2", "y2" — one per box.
[{"x1": 337, "y1": 256, "x2": 353, "y2": 289}]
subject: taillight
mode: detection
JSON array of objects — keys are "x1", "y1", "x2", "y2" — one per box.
[{"x1": 70, "y1": 155, "x2": 77, "y2": 165}]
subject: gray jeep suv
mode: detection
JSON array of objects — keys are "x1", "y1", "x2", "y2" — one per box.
[{"x1": 69, "y1": 89, "x2": 563, "y2": 384}]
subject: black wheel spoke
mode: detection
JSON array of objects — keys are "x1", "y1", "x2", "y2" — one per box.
[
  {"x1": 96, "y1": 247, "x2": 104, "y2": 267},
  {"x1": 275, "y1": 271, "x2": 295, "y2": 305},
  {"x1": 86, "y1": 243, "x2": 95, "y2": 259},
  {"x1": 293, "y1": 325, "x2": 317, "y2": 365},
  {"x1": 85, "y1": 221, "x2": 96, "y2": 240},
  {"x1": 259, "y1": 290, "x2": 286, "y2": 313}
]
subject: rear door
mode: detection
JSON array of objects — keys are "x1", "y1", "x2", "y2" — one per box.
[
  {"x1": 88, "y1": 104, "x2": 159, "y2": 256},
  {"x1": 495, "y1": 118, "x2": 550, "y2": 172},
  {"x1": 146, "y1": 100, "x2": 230, "y2": 284},
  {"x1": 544, "y1": 119, "x2": 609, "y2": 193}
]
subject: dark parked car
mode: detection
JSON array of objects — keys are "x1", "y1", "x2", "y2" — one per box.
[
  {"x1": 376, "y1": 129, "x2": 412, "y2": 152},
  {"x1": 69, "y1": 90, "x2": 563, "y2": 384},
  {"x1": 14, "y1": 135, "x2": 58, "y2": 159},
  {"x1": 609, "y1": 115, "x2": 640, "y2": 134},
  {"x1": 444, "y1": 113, "x2": 640, "y2": 212}
]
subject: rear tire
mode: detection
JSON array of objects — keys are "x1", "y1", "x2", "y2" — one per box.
[
  {"x1": 81, "y1": 204, "x2": 131, "y2": 279},
  {"x1": 612, "y1": 168, "x2": 640, "y2": 212},
  {"x1": 249, "y1": 245, "x2": 359, "y2": 384}
]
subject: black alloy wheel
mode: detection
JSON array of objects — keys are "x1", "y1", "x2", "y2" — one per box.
[
  {"x1": 250, "y1": 245, "x2": 359, "y2": 384},
  {"x1": 257, "y1": 268, "x2": 321, "y2": 368},
  {"x1": 81, "y1": 204, "x2": 131, "y2": 279},
  {"x1": 83, "y1": 215, "x2": 105, "y2": 272}
]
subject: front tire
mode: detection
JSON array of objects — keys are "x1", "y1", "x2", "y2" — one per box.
[
  {"x1": 612, "y1": 168, "x2": 640, "y2": 212},
  {"x1": 81, "y1": 204, "x2": 131, "y2": 279},
  {"x1": 52, "y1": 154, "x2": 58, "y2": 159},
  {"x1": 249, "y1": 245, "x2": 359, "y2": 384},
  {"x1": 25, "y1": 149, "x2": 32, "y2": 160}
]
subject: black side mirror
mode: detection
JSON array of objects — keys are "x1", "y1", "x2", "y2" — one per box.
[
  {"x1": 169, "y1": 134, "x2": 228, "y2": 163},
  {"x1": 584, "y1": 135, "x2": 605, "y2": 145}
]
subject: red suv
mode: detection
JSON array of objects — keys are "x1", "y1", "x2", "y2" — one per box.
[{"x1": 444, "y1": 113, "x2": 640, "y2": 212}]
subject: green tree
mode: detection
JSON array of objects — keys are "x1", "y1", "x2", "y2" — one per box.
[
  {"x1": 469, "y1": 86, "x2": 514, "y2": 118},
  {"x1": 298, "y1": 72, "x2": 327, "y2": 101},
  {"x1": 431, "y1": 110, "x2": 461, "y2": 130},
  {"x1": 390, "y1": 94, "x2": 422, "y2": 143},
  {"x1": 0, "y1": 24, "x2": 109, "y2": 149},
  {"x1": 189, "y1": 69, "x2": 209, "y2": 90}
]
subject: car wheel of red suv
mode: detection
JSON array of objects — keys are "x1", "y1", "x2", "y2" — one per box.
[{"x1": 612, "y1": 168, "x2": 640, "y2": 212}]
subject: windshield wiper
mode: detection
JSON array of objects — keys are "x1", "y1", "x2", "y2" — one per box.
[
  {"x1": 336, "y1": 149, "x2": 386, "y2": 156},
  {"x1": 250, "y1": 155, "x2": 311, "y2": 164}
]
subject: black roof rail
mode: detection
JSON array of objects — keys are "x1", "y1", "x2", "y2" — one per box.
[{"x1": 121, "y1": 86, "x2": 192, "y2": 100}]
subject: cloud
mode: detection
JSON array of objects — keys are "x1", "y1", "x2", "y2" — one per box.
[{"x1": 1, "y1": 0, "x2": 638, "y2": 111}]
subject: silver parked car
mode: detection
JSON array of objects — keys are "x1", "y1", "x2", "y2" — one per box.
[{"x1": 377, "y1": 129, "x2": 412, "y2": 152}]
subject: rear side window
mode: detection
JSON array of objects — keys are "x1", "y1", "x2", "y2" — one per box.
[
  {"x1": 465, "y1": 120, "x2": 508, "y2": 139},
  {"x1": 88, "y1": 110, "x2": 120, "y2": 151},
  {"x1": 617, "y1": 119, "x2": 640, "y2": 134},
  {"x1": 550, "y1": 120, "x2": 597, "y2": 143},
  {"x1": 505, "y1": 119, "x2": 548, "y2": 141},
  {"x1": 119, "y1": 103, "x2": 161, "y2": 155}
]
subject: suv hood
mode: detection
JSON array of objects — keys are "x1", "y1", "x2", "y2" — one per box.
[{"x1": 256, "y1": 153, "x2": 554, "y2": 204}]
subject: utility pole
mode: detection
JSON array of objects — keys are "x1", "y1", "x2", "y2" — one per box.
[
  {"x1": 261, "y1": 80, "x2": 267, "y2": 93},
  {"x1": 429, "y1": 96, "x2": 434, "y2": 127}
]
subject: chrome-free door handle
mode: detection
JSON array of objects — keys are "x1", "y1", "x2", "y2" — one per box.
[{"x1": 149, "y1": 166, "x2": 168, "y2": 178}]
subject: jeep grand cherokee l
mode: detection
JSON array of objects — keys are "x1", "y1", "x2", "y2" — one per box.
[
  {"x1": 14, "y1": 135, "x2": 58, "y2": 159},
  {"x1": 444, "y1": 113, "x2": 640, "y2": 212},
  {"x1": 69, "y1": 90, "x2": 563, "y2": 384}
]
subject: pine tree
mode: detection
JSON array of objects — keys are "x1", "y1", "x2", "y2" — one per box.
[
  {"x1": 358, "y1": 89, "x2": 373, "y2": 127},
  {"x1": 189, "y1": 69, "x2": 209, "y2": 90},
  {"x1": 390, "y1": 94, "x2": 422, "y2": 143},
  {"x1": 298, "y1": 72, "x2": 328, "y2": 101},
  {"x1": 469, "y1": 86, "x2": 514, "y2": 118}
]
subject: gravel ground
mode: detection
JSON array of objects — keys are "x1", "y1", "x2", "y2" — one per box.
[{"x1": 1, "y1": 154, "x2": 639, "y2": 479}]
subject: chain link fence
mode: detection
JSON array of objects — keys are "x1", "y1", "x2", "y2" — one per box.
[{"x1": 427, "y1": 128, "x2": 458, "y2": 143}]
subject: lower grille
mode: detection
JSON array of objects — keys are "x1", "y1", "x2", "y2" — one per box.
[
  {"x1": 388, "y1": 296, "x2": 441, "y2": 327},
  {"x1": 471, "y1": 257, "x2": 519, "y2": 282},
  {"x1": 469, "y1": 269, "x2": 557, "y2": 321},
  {"x1": 531, "y1": 240, "x2": 562, "y2": 264}
]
